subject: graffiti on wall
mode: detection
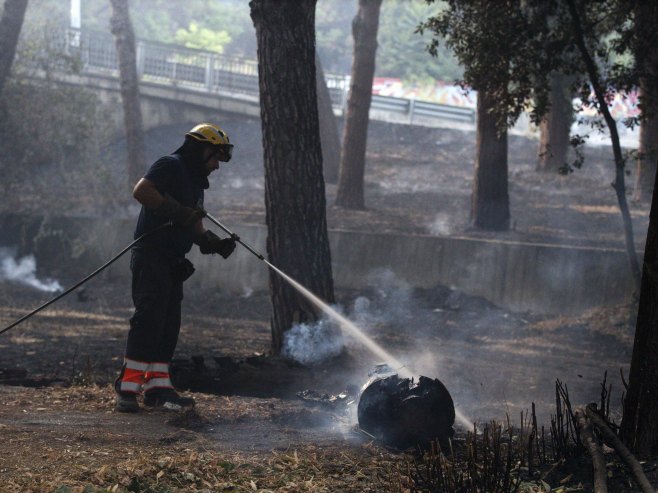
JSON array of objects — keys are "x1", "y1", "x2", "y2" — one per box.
[{"x1": 372, "y1": 77, "x2": 641, "y2": 121}]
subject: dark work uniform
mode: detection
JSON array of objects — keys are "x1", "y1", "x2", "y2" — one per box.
[{"x1": 118, "y1": 153, "x2": 204, "y2": 395}]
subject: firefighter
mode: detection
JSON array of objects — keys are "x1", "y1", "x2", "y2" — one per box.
[{"x1": 115, "y1": 123, "x2": 237, "y2": 413}]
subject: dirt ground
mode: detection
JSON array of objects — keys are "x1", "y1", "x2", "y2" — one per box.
[{"x1": 0, "y1": 117, "x2": 655, "y2": 492}]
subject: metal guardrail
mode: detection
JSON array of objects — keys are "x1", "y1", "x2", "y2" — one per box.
[{"x1": 64, "y1": 29, "x2": 475, "y2": 125}]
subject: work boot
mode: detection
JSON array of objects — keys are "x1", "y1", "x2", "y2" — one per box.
[
  {"x1": 144, "y1": 388, "x2": 195, "y2": 411},
  {"x1": 114, "y1": 377, "x2": 140, "y2": 413},
  {"x1": 115, "y1": 392, "x2": 140, "y2": 413}
]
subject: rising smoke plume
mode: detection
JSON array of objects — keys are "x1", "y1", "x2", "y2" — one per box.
[
  {"x1": 0, "y1": 247, "x2": 63, "y2": 292},
  {"x1": 281, "y1": 312, "x2": 345, "y2": 365}
]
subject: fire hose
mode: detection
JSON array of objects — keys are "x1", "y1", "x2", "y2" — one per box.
[
  {"x1": 0, "y1": 222, "x2": 172, "y2": 336},
  {"x1": 0, "y1": 214, "x2": 267, "y2": 337},
  {"x1": 204, "y1": 212, "x2": 263, "y2": 260}
]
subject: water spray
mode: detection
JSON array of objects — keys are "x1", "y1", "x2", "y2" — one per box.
[
  {"x1": 205, "y1": 213, "x2": 473, "y2": 429},
  {"x1": 207, "y1": 214, "x2": 410, "y2": 371}
]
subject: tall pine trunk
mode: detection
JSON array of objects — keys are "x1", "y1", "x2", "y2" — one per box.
[
  {"x1": 537, "y1": 72, "x2": 573, "y2": 173},
  {"x1": 250, "y1": 0, "x2": 335, "y2": 354},
  {"x1": 110, "y1": 0, "x2": 146, "y2": 189},
  {"x1": 335, "y1": 0, "x2": 382, "y2": 210},
  {"x1": 471, "y1": 90, "x2": 510, "y2": 230},
  {"x1": 621, "y1": 0, "x2": 658, "y2": 457},
  {"x1": 0, "y1": 0, "x2": 28, "y2": 97},
  {"x1": 632, "y1": 2, "x2": 658, "y2": 203},
  {"x1": 633, "y1": 95, "x2": 658, "y2": 202},
  {"x1": 316, "y1": 53, "x2": 340, "y2": 184},
  {"x1": 621, "y1": 145, "x2": 658, "y2": 458}
]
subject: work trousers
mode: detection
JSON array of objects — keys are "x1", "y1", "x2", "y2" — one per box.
[{"x1": 124, "y1": 248, "x2": 184, "y2": 363}]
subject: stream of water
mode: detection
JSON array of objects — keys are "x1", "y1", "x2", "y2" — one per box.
[{"x1": 264, "y1": 259, "x2": 473, "y2": 430}]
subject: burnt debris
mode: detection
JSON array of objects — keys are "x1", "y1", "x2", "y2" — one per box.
[{"x1": 357, "y1": 374, "x2": 455, "y2": 451}]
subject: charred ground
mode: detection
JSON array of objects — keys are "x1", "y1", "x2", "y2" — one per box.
[{"x1": 0, "y1": 117, "x2": 654, "y2": 491}]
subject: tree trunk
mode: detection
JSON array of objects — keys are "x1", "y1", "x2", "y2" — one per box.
[
  {"x1": 537, "y1": 72, "x2": 573, "y2": 173},
  {"x1": 621, "y1": 1, "x2": 658, "y2": 458},
  {"x1": 316, "y1": 53, "x2": 340, "y2": 184},
  {"x1": 0, "y1": 0, "x2": 28, "y2": 97},
  {"x1": 633, "y1": 95, "x2": 658, "y2": 202},
  {"x1": 335, "y1": 0, "x2": 383, "y2": 210},
  {"x1": 566, "y1": 0, "x2": 641, "y2": 292},
  {"x1": 250, "y1": 0, "x2": 335, "y2": 354},
  {"x1": 110, "y1": 0, "x2": 146, "y2": 189},
  {"x1": 621, "y1": 148, "x2": 658, "y2": 458},
  {"x1": 632, "y1": 2, "x2": 658, "y2": 203},
  {"x1": 471, "y1": 90, "x2": 510, "y2": 230}
]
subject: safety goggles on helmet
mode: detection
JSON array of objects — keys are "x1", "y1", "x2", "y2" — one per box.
[
  {"x1": 215, "y1": 144, "x2": 233, "y2": 162},
  {"x1": 186, "y1": 123, "x2": 233, "y2": 162}
]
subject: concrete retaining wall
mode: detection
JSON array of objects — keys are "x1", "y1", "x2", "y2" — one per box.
[{"x1": 0, "y1": 214, "x2": 635, "y2": 315}]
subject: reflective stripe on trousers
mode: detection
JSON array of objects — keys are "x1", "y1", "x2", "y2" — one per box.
[
  {"x1": 144, "y1": 362, "x2": 174, "y2": 392},
  {"x1": 118, "y1": 358, "x2": 148, "y2": 393},
  {"x1": 119, "y1": 360, "x2": 173, "y2": 393}
]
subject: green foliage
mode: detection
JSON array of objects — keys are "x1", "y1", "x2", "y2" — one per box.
[
  {"x1": 0, "y1": 10, "x2": 117, "y2": 215},
  {"x1": 378, "y1": 0, "x2": 461, "y2": 83},
  {"x1": 23, "y1": 0, "x2": 460, "y2": 83},
  {"x1": 419, "y1": 0, "x2": 650, "y2": 133},
  {"x1": 315, "y1": 0, "x2": 357, "y2": 74},
  {"x1": 174, "y1": 22, "x2": 231, "y2": 53},
  {"x1": 316, "y1": 0, "x2": 462, "y2": 81},
  {"x1": 112, "y1": 0, "x2": 255, "y2": 57},
  {"x1": 420, "y1": 0, "x2": 561, "y2": 130}
]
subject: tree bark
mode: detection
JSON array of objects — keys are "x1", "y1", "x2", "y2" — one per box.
[
  {"x1": 110, "y1": 0, "x2": 146, "y2": 189},
  {"x1": 335, "y1": 0, "x2": 383, "y2": 210},
  {"x1": 0, "y1": 0, "x2": 28, "y2": 97},
  {"x1": 621, "y1": 129, "x2": 658, "y2": 457},
  {"x1": 537, "y1": 72, "x2": 573, "y2": 173},
  {"x1": 250, "y1": 0, "x2": 335, "y2": 354},
  {"x1": 633, "y1": 93, "x2": 658, "y2": 202},
  {"x1": 472, "y1": 90, "x2": 510, "y2": 230},
  {"x1": 632, "y1": 2, "x2": 658, "y2": 203},
  {"x1": 316, "y1": 53, "x2": 340, "y2": 184}
]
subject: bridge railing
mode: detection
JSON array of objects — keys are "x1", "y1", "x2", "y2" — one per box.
[{"x1": 64, "y1": 29, "x2": 474, "y2": 125}]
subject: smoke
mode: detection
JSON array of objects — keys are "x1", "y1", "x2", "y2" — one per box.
[
  {"x1": 352, "y1": 269, "x2": 414, "y2": 330},
  {"x1": 224, "y1": 176, "x2": 264, "y2": 190},
  {"x1": 428, "y1": 212, "x2": 453, "y2": 236},
  {"x1": 0, "y1": 248, "x2": 63, "y2": 293},
  {"x1": 282, "y1": 312, "x2": 345, "y2": 365}
]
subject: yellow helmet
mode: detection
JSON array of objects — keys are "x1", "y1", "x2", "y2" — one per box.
[{"x1": 186, "y1": 123, "x2": 233, "y2": 161}]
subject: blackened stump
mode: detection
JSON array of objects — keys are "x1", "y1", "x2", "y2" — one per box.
[{"x1": 357, "y1": 374, "x2": 455, "y2": 451}]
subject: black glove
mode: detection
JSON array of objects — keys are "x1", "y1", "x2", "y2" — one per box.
[
  {"x1": 197, "y1": 230, "x2": 237, "y2": 258},
  {"x1": 154, "y1": 194, "x2": 206, "y2": 227}
]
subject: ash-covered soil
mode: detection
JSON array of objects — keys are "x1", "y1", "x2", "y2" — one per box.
[
  {"x1": 8, "y1": 114, "x2": 648, "y2": 248},
  {"x1": 0, "y1": 275, "x2": 642, "y2": 491},
  {"x1": 200, "y1": 116, "x2": 649, "y2": 250},
  {"x1": 0, "y1": 115, "x2": 653, "y2": 491}
]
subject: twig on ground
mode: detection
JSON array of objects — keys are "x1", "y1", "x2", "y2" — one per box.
[
  {"x1": 586, "y1": 404, "x2": 654, "y2": 493},
  {"x1": 575, "y1": 408, "x2": 608, "y2": 493}
]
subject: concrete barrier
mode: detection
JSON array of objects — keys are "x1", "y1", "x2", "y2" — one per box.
[{"x1": 0, "y1": 214, "x2": 636, "y2": 315}]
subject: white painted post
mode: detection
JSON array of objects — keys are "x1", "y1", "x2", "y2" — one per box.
[
  {"x1": 341, "y1": 75, "x2": 350, "y2": 116},
  {"x1": 70, "y1": 0, "x2": 81, "y2": 29},
  {"x1": 205, "y1": 55, "x2": 213, "y2": 91},
  {"x1": 69, "y1": 0, "x2": 81, "y2": 49},
  {"x1": 136, "y1": 42, "x2": 144, "y2": 78}
]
